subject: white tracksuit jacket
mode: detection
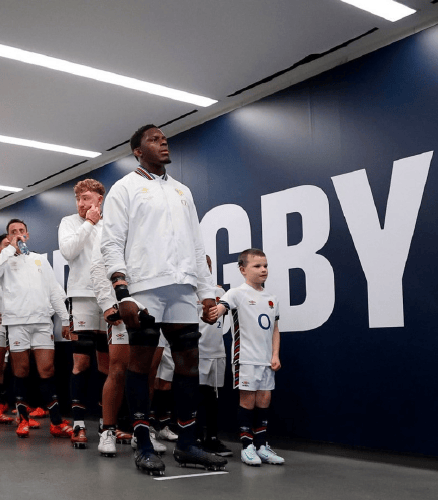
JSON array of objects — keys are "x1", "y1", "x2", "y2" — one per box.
[
  {"x1": 58, "y1": 213, "x2": 103, "y2": 298},
  {"x1": 0, "y1": 244, "x2": 69, "y2": 326},
  {"x1": 101, "y1": 171, "x2": 215, "y2": 300},
  {"x1": 90, "y1": 226, "x2": 116, "y2": 314}
]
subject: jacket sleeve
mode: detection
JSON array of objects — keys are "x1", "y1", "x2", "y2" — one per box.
[
  {"x1": 90, "y1": 234, "x2": 116, "y2": 313},
  {"x1": 0, "y1": 245, "x2": 16, "y2": 277},
  {"x1": 186, "y1": 189, "x2": 215, "y2": 301},
  {"x1": 44, "y1": 259, "x2": 69, "y2": 325},
  {"x1": 101, "y1": 184, "x2": 130, "y2": 279},
  {"x1": 58, "y1": 216, "x2": 96, "y2": 262}
]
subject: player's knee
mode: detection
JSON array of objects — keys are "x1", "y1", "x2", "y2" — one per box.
[
  {"x1": 13, "y1": 364, "x2": 29, "y2": 378},
  {"x1": 128, "y1": 326, "x2": 160, "y2": 347},
  {"x1": 72, "y1": 331, "x2": 95, "y2": 356},
  {"x1": 108, "y1": 364, "x2": 127, "y2": 385},
  {"x1": 169, "y1": 324, "x2": 201, "y2": 352},
  {"x1": 39, "y1": 365, "x2": 55, "y2": 378}
]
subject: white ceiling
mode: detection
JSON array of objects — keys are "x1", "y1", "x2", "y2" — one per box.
[{"x1": 0, "y1": 0, "x2": 437, "y2": 208}]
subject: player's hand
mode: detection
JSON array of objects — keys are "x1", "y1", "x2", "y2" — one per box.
[
  {"x1": 202, "y1": 299, "x2": 217, "y2": 325},
  {"x1": 119, "y1": 300, "x2": 140, "y2": 329},
  {"x1": 86, "y1": 204, "x2": 101, "y2": 225},
  {"x1": 104, "y1": 307, "x2": 122, "y2": 326},
  {"x1": 61, "y1": 326, "x2": 71, "y2": 340},
  {"x1": 271, "y1": 355, "x2": 281, "y2": 372},
  {"x1": 7, "y1": 235, "x2": 20, "y2": 253}
]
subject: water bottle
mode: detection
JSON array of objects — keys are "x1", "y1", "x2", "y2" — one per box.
[{"x1": 17, "y1": 239, "x2": 30, "y2": 255}]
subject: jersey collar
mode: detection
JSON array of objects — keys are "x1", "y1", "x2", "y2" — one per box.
[{"x1": 135, "y1": 165, "x2": 168, "y2": 181}]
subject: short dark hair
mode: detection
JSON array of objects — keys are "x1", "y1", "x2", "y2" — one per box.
[
  {"x1": 74, "y1": 179, "x2": 105, "y2": 197},
  {"x1": 0, "y1": 233, "x2": 8, "y2": 245},
  {"x1": 238, "y1": 248, "x2": 266, "y2": 268},
  {"x1": 130, "y1": 124, "x2": 158, "y2": 158},
  {"x1": 6, "y1": 218, "x2": 27, "y2": 233}
]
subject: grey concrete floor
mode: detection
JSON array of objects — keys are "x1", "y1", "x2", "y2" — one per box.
[{"x1": 1, "y1": 418, "x2": 438, "y2": 500}]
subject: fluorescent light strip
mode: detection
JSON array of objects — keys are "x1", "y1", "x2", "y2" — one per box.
[
  {"x1": 0, "y1": 185, "x2": 22, "y2": 192},
  {"x1": 340, "y1": 0, "x2": 416, "y2": 22},
  {"x1": 0, "y1": 44, "x2": 217, "y2": 107},
  {"x1": 0, "y1": 135, "x2": 101, "y2": 158}
]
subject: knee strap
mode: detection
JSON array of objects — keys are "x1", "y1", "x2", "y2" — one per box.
[
  {"x1": 95, "y1": 333, "x2": 109, "y2": 353},
  {"x1": 72, "y1": 331, "x2": 95, "y2": 355},
  {"x1": 128, "y1": 326, "x2": 160, "y2": 347},
  {"x1": 168, "y1": 324, "x2": 201, "y2": 352}
]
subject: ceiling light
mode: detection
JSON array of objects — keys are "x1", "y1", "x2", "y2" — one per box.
[
  {"x1": 0, "y1": 185, "x2": 23, "y2": 192},
  {"x1": 0, "y1": 135, "x2": 101, "y2": 158},
  {"x1": 340, "y1": 0, "x2": 416, "y2": 22},
  {"x1": 0, "y1": 44, "x2": 217, "y2": 107}
]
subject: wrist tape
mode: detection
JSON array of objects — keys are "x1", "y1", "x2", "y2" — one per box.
[{"x1": 115, "y1": 284, "x2": 130, "y2": 301}]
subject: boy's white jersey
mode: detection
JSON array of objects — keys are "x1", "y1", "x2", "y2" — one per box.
[
  {"x1": 219, "y1": 283, "x2": 279, "y2": 366},
  {"x1": 58, "y1": 213, "x2": 103, "y2": 298},
  {"x1": 198, "y1": 285, "x2": 226, "y2": 359}
]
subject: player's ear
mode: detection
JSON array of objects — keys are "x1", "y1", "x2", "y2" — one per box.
[{"x1": 134, "y1": 147, "x2": 142, "y2": 159}]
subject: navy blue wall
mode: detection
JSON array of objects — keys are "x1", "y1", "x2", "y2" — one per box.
[{"x1": 2, "y1": 25, "x2": 438, "y2": 455}]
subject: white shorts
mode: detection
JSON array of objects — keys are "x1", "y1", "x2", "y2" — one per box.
[
  {"x1": 199, "y1": 357, "x2": 226, "y2": 388},
  {"x1": 69, "y1": 297, "x2": 106, "y2": 332},
  {"x1": 133, "y1": 284, "x2": 198, "y2": 324},
  {"x1": 8, "y1": 323, "x2": 55, "y2": 352},
  {"x1": 107, "y1": 322, "x2": 129, "y2": 345},
  {"x1": 233, "y1": 364, "x2": 275, "y2": 391},
  {"x1": 0, "y1": 325, "x2": 7, "y2": 349},
  {"x1": 156, "y1": 345, "x2": 175, "y2": 382}
]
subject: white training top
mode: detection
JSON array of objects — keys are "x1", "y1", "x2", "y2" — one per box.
[
  {"x1": 90, "y1": 225, "x2": 116, "y2": 314},
  {"x1": 58, "y1": 213, "x2": 103, "y2": 298},
  {"x1": 198, "y1": 285, "x2": 226, "y2": 359},
  {"x1": 0, "y1": 245, "x2": 69, "y2": 326},
  {"x1": 100, "y1": 169, "x2": 214, "y2": 301},
  {"x1": 219, "y1": 283, "x2": 280, "y2": 366}
]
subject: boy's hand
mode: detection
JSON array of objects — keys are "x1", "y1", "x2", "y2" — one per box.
[
  {"x1": 119, "y1": 300, "x2": 140, "y2": 329},
  {"x1": 271, "y1": 355, "x2": 281, "y2": 372},
  {"x1": 202, "y1": 299, "x2": 217, "y2": 325}
]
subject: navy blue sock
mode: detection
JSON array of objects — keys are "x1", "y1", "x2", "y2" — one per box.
[
  {"x1": 153, "y1": 389, "x2": 173, "y2": 430},
  {"x1": 71, "y1": 370, "x2": 89, "y2": 422},
  {"x1": 39, "y1": 376, "x2": 62, "y2": 425},
  {"x1": 237, "y1": 406, "x2": 254, "y2": 449},
  {"x1": 200, "y1": 385, "x2": 218, "y2": 441},
  {"x1": 125, "y1": 370, "x2": 152, "y2": 453},
  {"x1": 0, "y1": 382, "x2": 6, "y2": 405},
  {"x1": 173, "y1": 373, "x2": 199, "y2": 449},
  {"x1": 253, "y1": 407, "x2": 269, "y2": 449},
  {"x1": 14, "y1": 376, "x2": 29, "y2": 420}
]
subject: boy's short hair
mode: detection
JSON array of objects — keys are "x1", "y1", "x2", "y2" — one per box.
[
  {"x1": 74, "y1": 179, "x2": 105, "y2": 197},
  {"x1": 238, "y1": 248, "x2": 266, "y2": 268},
  {"x1": 0, "y1": 233, "x2": 8, "y2": 244},
  {"x1": 6, "y1": 218, "x2": 27, "y2": 233}
]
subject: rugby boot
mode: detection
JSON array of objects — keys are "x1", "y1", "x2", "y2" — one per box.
[
  {"x1": 16, "y1": 418, "x2": 29, "y2": 438},
  {"x1": 50, "y1": 419, "x2": 74, "y2": 437},
  {"x1": 71, "y1": 426, "x2": 87, "y2": 449}
]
